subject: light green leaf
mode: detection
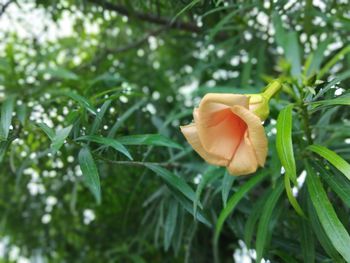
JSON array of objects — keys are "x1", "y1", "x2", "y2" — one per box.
[
  {"x1": 51, "y1": 125, "x2": 73, "y2": 153},
  {"x1": 0, "y1": 95, "x2": 15, "y2": 141},
  {"x1": 256, "y1": 180, "x2": 284, "y2": 262},
  {"x1": 284, "y1": 175, "x2": 305, "y2": 217},
  {"x1": 311, "y1": 93, "x2": 350, "y2": 109},
  {"x1": 77, "y1": 135, "x2": 132, "y2": 160},
  {"x1": 78, "y1": 147, "x2": 101, "y2": 204},
  {"x1": 276, "y1": 104, "x2": 297, "y2": 184},
  {"x1": 318, "y1": 45, "x2": 350, "y2": 79},
  {"x1": 45, "y1": 67, "x2": 79, "y2": 81},
  {"x1": 118, "y1": 134, "x2": 183, "y2": 150},
  {"x1": 214, "y1": 171, "x2": 267, "y2": 244},
  {"x1": 145, "y1": 164, "x2": 198, "y2": 205},
  {"x1": 37, "y1": 123, "x2": 55, "y2": 141},
  {"x1": 306, "y1": 161, "x2": 350, "y2": 262},
  {"x1": 307, "y1": 144, "x2": 350, "y2": 181}
]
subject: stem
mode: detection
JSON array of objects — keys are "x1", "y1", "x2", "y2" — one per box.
[{"x1": 263, "y1": 80, "x2": 282, "y2": 100}]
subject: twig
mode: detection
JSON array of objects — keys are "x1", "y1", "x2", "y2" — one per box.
[
  {"x1": 0, "y1": 0, "x2": 14, "y2": 18},
  {"x1": 88, "y1": 0, "x2": 201, "y2": 33}
]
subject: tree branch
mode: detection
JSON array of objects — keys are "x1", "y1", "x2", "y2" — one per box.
[
  {"x1": 89, "y1": 0, "x2": 201, "y2": 33},
  {"x1": 0, "y1": 0, "x2": 14, "y2": 18}
]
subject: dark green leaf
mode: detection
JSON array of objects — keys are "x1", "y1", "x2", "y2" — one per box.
[
  {"x1": 306, "y1": 161, "x2": 350, "y2": 261},
  {"x1": 78, "y1": 147, "x2": 101, "y2": 204},
  {"x1": 51, "y1": 125, "x2": 73, "y2": 153},
  {"x1": 77, "y1": 135, "x2": 132, "y2": 160},
  {"x1": 221, "y1": 170, "x2": 235, "y2": 207},
  {"x1": 0, "y1": 95, "x2": 15, "y2": 141}
]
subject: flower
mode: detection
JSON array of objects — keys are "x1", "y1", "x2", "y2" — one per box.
[{"x1": 180, "y1": 93, "x2": 268, "y2": 176}]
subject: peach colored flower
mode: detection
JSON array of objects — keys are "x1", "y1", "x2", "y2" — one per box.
[{"x1": 180, "y1": 94, "x2": 268, "y2": 176}]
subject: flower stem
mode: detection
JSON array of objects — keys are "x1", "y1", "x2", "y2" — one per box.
[{"x1": 263, "y1": 80, "x2": 282, "y2": 100}]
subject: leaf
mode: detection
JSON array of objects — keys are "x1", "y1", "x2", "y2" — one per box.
[
  {"x1": 194, "y1": 167, "x2": 223, "y2": 217},
  {"x1": 78, "y1": 147, "x2": 101, "y2": 204},
  {"x1": 314, "y1": 161, "x2": 350, "y2": 208},
  {"x1": 214, "y1": 171, "x2": 267, "y2": 244},
  {"x1": 284, "y1": 175, "x2": 305, "y2": 217},
  {"x1": 118, "y1": 134, "x2": 183, "y2": 150},
  {"x1": 313, "y1": 70, "x2": 350, "y2": 100},
  {"x1": 51, "y1": 125, "x2": 73, "y2": 153},
  {"x1": 77, "y1": 135, "x2": 132, "y2": 160},
  {"x1": 307, "y1": 144, "x2": 350, "y2": 181},
  {"x1": 145, "y1": 164, "x2": 198, "y2": 206},
  {"x1": 318, "y1": 45, "x2": 350, "y2": 79},
  {"x1": 90, "y1": 100, "x2": 112, "y2": 135},
  {"x1": 108, "y1": 98, "x2": 146, "y2": 137},
  {"x1": 164, "y1": 199, "x2": 178, "y2": 251},
  {"x1": 0, "y1": 95, "x2": 15, "y2": 141},
  {"x1": 51, "y1": 90, "x2": 96, "y2": 115},
  {"x1": 37, "y1": 123, "x2": 55, "y2": 141},
  {"x1": 311, "y1": 93, "x2": 350, "y2": 109},
  {"x1": 276, "y1": 104, "x2": 297, "y2": 184},
  {"x1": 307, "y1": 192, "x2": 343, "y2": 261},
  {"x1": 256, "y1": 180, "x2": 284, "y2": 263},
  {"x1": 306, "y1": 161, "x2": 350, "y2": 261},
  {"x1": 221, "y1": 170, "x2": 235, "y2": 207},
  {"x1": 45, "y1": 67, "x2": 79, "y2": 81}
]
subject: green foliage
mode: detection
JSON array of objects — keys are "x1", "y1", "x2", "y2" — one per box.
[{"x1": 0, "y1": 0, "x2": 350, "y2": 262}]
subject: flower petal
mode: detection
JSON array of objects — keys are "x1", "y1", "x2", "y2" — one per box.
[
  {"x1": 231, "y1": 105, "x2": 268, "y2": 166},
  {"x1": 180, "y1": 124, "x2": 228, "y2": 166},
  {"x1": 196, "y1": 94, "x2": 249, "y2": 160},
  {"x1": 227, "y1": 133, "x2": 258, "y2": 175}
]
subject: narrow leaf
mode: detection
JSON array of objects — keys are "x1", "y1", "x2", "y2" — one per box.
[
  {"x1": 306, "y1": 161, "x2": 350, "y2": 261},
  {"x1": 0, "y1": 95, "x2": 15, "y2": 141},
  {"x1": 52, "y1": 90, "x2": 96, "y2": 115},
  {"x1": 78, "y1": 147, "x2": 101, "y2": 204},
  {"x1": 118, "y1": 134, "x2": 183, "y2": 150},
  {"x1": 51, "y1": 125, "x2": 72, "y2": 153},
  {"x1": 77, "y1": 135, "x2": 132, "y2": 160},
  {"x1": 214, "y1": 171, "x2": 267, "y2": 244},
  {"x1": 221, "y1": 171, "x2": 235, "y2": 207},
  {"x1": 145, "y1": 164, "x2": 198, "y2": 205},
  {"x1": 256, "y1": 180, "x2": 284, "y2": 262},
  {"x1": 284, "y1": 175, "x2": 305, "y2": 217},
  {"x1": 164, "y1": 199, "x2": 178, "y2": 251},
  {"x1": 276, "y1": 104, "x2": 297, "y2": 184},
  {"x1": 37, "y1": 123, "x2": 55, "y2": 141},
  {"x1": 307, "y1": 144, "x2": 350, "y2": 180}
]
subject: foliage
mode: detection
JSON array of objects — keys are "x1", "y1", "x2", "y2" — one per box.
[{"x1": 0, "y1": 0, "x2": 350, "y2": 262}]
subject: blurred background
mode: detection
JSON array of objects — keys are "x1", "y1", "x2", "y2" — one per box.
[{"x1": 1, "y1": 0, "x2": 350, "y2": 262}]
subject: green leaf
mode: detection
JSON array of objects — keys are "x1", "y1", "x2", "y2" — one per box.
[
  {"x1": 306, "y1": 161, "x2": 350, "y2": 261},
  {"x1": 145, "y1": 164, "x2": 198, "y2": 205},
  {"x1": 51, "y1": 90, "x2": 96, "y2": 115},
  {"x1": 37, "y1": 123, "x2": 55, "y2": 141},
  {"x1": 307, "y1": 192, "x2": 343, "y2": 261},
  {"x1": 194, "y1": 167, "x2": 223, "y2": 217},
  {"x1": 90, "y1": 100, "x2": 112, "y2": 135},
  {"x1": 108, "y1": 98, "x2": 146, "y2": 137},
  {"x1": 221, "y1": 170, "x2": 235, "y2": 207},
  {"x1": 256, "y1": 180, "x2": 284, "y2": 262},
  {"x1": 164, "y1": 199, "x2": 178, "y2": 251},
  {"x1": 78, "y1": 147, "x2": 101, "y2": 204},
  {"x1": 51, "y1": 125, "x2": 73, "y2": 153},
  {"x1": 276, "y1": 104, "x2": 297, "y2": 184},
  {"x1": 284, "y1": 175, "x2": 305, "y2": 217},
  {"x1": 307, "y1": 144, "x2": 350, "y2": 181},
  {"x1": 0, "y1": 95, "x2": 15, "y2": 141},
  {"x1": 45, "y1": 67, "x2": 79, "y2": 81},
  {"x1": 318, "y1": 45, "x2": 350, "y2": 79},
  {"x1": 118, "y1": 134, "x2": 183, "y2": 150},
  {"x1": 214, "y1": 171, "x2": 267, "y2": 244},
  {"x1": 77, "y1": 135, "x2": 132, "y2": 160},
  {"x1": 314, "y1": 161, "x2": 350, "y2": 208},
  {"x1": 311, "y1": 93, "x2": 350, "y2": 109}
]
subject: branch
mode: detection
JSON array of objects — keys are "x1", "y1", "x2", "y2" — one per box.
[
  {"x1": 89, "y1": 0, "x2": 201, "y2": 33},
  {"x1": 0, "y1": 0, "x2": 14, "y2": 18}
]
